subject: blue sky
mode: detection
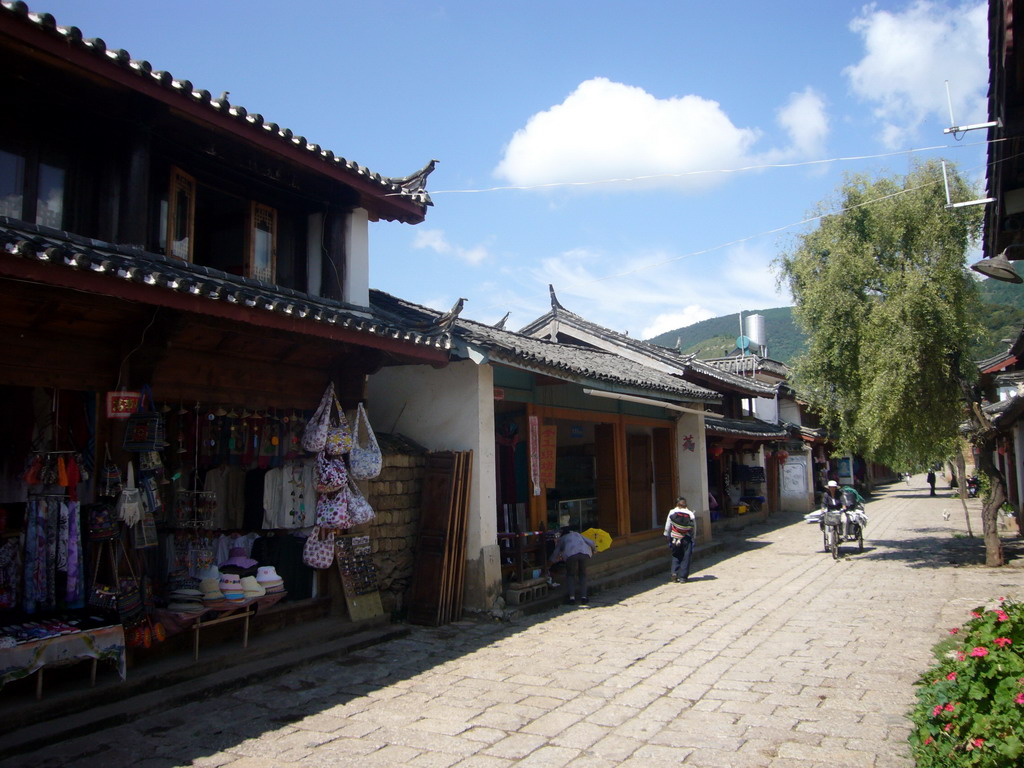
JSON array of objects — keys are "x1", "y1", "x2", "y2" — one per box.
[{"x1": 38, "y1": 1, "x2": 990, "y2": 341}]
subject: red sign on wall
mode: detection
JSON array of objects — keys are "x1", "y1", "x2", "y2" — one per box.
[{"x1": 539, "y1": 425, "x2": 557, "y2": 487}]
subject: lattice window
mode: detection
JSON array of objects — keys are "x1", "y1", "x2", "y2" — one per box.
[
  {"x1": 248, "y1": 202, "x2": 277, "y2": 283},
  {"x1": 167, "y1": 167, "x2": 195, "y2": 261}
]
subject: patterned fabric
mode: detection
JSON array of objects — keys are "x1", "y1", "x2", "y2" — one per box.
[
  {"x1": 315, "y1": 486, "x2": 351, "y2": 528},
  {"x1": 348, "y1": 402, "x2": 382, "y2": 480},
  {"x1": 347, "y1": 479, "x2": 375, "y2": 526},
  {"x1": 302, "y1": 527, "x2": 335, "y2": 569},
  {"x1": 316, "y1": 451, "x2": 348, "y2": 494},
  {"x1": 301, "y1": 383, "x2": 335, "y2": 453}
]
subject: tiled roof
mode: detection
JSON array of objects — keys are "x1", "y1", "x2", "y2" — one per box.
[
  {"x1": 371, "y1": 291, "x2": 720, "y2": 403},
  {"x1": 705, "y1": 416, "x2": 789, "y2": 439},
  {"x1": 0, "y1": 2, "x2": 433, "y2": 215},
  {"x1": 518, "y1": 298, "x2": 778, "y2": 398},
  {"x1": 0, "y1": 218, "x2": 452, "y2": 351},
  {"x1": 703, "y1": 355, "x2": 790, "y2": 379}
]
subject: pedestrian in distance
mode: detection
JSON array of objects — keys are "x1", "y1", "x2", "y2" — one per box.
[
  {"x1": 927, "y1": 470, "x2": 936, "y2": 496},
  {"x1": 549, "y1": 525, "x2": 596, "y2": 605},
  {"x1": 664, "y1": 497, "x2": 696, "y2": 583}
]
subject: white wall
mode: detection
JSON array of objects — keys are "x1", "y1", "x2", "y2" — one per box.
[
  {"x1": 344, "y1": 207, "x2": 370, "y2": 308},
  {"x1": 367, "y1": 360, "x2": 501, "y2": 610},
  {"x1": 675, "y1": 411, "x2": 711, "y2": 543},
  {"x1": 780, "y1": 446, "x2": 815, "y2": 513}
]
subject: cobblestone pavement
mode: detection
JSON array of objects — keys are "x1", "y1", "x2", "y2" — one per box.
[{"x1": 6, "y1": 480, "x2": 1021, "y2": 768}]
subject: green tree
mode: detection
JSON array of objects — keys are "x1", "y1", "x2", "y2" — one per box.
[{"x1": 776, "y1": 159, "x2": 1006, "y2": 566}]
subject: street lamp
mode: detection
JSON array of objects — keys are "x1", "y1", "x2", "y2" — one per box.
[{"x1": 971, "y1": 249, "x2": 1023, "y2": 283}]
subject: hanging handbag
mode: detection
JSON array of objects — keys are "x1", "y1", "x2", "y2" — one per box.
[
  {"x1": 123, "y1": 385, "x2": 167, "y2": 451},
  {"x1": 315, "y1": 485, "x2": 351, "y2": 528},
  {"x1": 347, "y1": 478, "x2": 376, "y2": 526},
  {"x1": 116, "y1": 461, "x2": 143, "y2": 526},
  {"x1": 324, "y1": 394, "x2": 353, "y2": 457},
  {"x1": 302, "y1": 382, "x2": 335, "y2": 453},
  {"x1": 316, "y1": 450, "x2": 348, "y2": 494},
  {"x1": 348, "y1": 402, "x2": 382, "y2": 480},
  {"x1": 302, "y1": 526, "x2": 336, "y2": 569},
  {"x1": 85, "y1": 502, "x2": 120, "y2": 541}
]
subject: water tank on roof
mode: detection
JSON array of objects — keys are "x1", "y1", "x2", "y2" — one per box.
[{"x1": 745, "y1": 314, "x2": 766, "y2": 350}]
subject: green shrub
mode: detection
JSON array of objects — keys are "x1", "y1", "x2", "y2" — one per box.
[{"x1": 908, "y1": 598, "x2": 1024, "y2": 766}]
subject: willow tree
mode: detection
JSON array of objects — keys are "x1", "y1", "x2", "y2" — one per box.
[{"x1": 776, "y1": 159, "x2": 1005, "y2": 565}]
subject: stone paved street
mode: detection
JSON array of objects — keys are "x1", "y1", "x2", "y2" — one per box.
[{"x1": 4, "y1": 479, "x2": 1021, "y2": 768}]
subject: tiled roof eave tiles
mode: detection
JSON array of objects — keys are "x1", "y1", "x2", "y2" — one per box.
[
  {"x1": 705, "y1": 416, "x2": 789, "y2": 439},
  {"x1": 0, "y1": 2, "x2": 431, "y2": 218},
  {"x1": 0, "y1": 219, "x2": 451, "y2": 352},
  {"x1": 524, "y1": 308, "x2": 779, "y2": 397}
]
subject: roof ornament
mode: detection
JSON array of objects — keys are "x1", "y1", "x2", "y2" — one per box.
[
  {"x1": 493, "y1": 311, "x2": 510, "y2": 330},
  {"x1": 386, "y1": 159, "x2": 438, "y2": 195},
  {"x1": 548, "y1": 284, "x2": 566, "y2": 312},
  {"x1": 675, "y1": 336, "x2": 682, "y2": 351},
  {"x1": 412, "y1": 297, "x2": 465, "y2": 335}
]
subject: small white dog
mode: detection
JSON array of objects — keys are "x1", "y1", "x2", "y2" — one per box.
[{"x1": 943, "y1": 509, "x2": 951, "y2": 521}]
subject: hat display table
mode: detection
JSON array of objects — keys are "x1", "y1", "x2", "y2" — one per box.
[
  {"x1": 0, "y1": 624, "x2": 126, "y2": 699},
  {"x1": 154, "y1": 592, "x2": 285, "y2": 661}
]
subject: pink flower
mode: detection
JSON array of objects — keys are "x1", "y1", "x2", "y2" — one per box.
[
  {"x1": 974, "y1": 738, "x2": 985, "y2": 748},
  {"x1": 945, "y1": 703, "x2": 956, "y2": 712},
  {"x1": 971, "y1": 611, "x2": 982, "y2": 618},
  {"x1": 957, "y1": 652, "x2": 966, "y2": 661},
  {"x1": 924, "y1": 736, "x2": 934, "y2": 745},
  {"x1": 970, "y1": 647, "x2": 989, "y2": 657},
  {"x1": 995, "y1": 637, "x2": 1012, "y2": 648},
  {"x1": 946, "y1": 672, "x2": 957, "y2": 680},
  {"x1": 996, "y1": 610, "x2": 1010, "y2": 622},
  {"x1": 944, "y1": 723, "x2": 954, "y2": 732},
  {"x1": 1016, "y1": 693, "x2": 1024, "y2": 705},
  {"x1": 949, "y1": 627, "x2": 960, "y2": 634},
  {"x1": 933, "y1": 704, "x2": 944, "y2": 716}
]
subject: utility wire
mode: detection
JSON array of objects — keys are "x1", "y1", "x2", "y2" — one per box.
[{"x1": 401, "y1": 138, "x2": 999, "y2": 197}]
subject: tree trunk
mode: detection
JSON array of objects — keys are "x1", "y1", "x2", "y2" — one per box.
[{"x1": 976, "y1": 442, "x2": 1006, "y2": 567}]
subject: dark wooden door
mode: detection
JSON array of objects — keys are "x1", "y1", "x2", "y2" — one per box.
[
  {"x1": 652, "y1": 427, "x2": 674, "y2": 520},
  {"x1": 594, "y1": 424, "x2": 619, "y2": 536},
  {"x1": 628, "y1": 434, "x2": 653, "y2": 533}
]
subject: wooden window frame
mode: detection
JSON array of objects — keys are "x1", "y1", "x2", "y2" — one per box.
[
  {"x1": 167, "y1": 166, "x2": 196, "y2": 262},
  {"x1": 247, "y1": 201, "x2": 277, "y2": 283}
]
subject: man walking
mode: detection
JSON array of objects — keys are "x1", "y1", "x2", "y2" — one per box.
[{"x1": 927, "y1": 470, "x2": 936, "y2": 496}]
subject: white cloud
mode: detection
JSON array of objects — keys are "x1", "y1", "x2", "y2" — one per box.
[
  {"x1": 641, "y1": 308, "x2": 716, "y2": 340},
  {"x1": 844, "y1": 1, "x2": 987, "y2": 147},
  {"x1": 776, "y1": 88, "x2": 829, "y2": 159},
  {"x1": 516, "y1": 242, "x2": 788, "y2": 340},
  {"x1": 494, "y1": 77, "x2": 827, "y2": 191},
  {"x1": 412, "y1": 228, "x2": 489, "y2": 265}
]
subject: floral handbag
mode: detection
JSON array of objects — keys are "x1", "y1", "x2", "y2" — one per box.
[
  {"x1": 316, "y1": 450, "x2": 348, "y2": 494},
  {"x1": 347, "y1": 479, "x2": 375, "y2": 526},
  {"x1": 348, "y1": 402, "x2": 382, "y2": 480},
  {"x1": 302, "y1": 382, "x2": 335, "y2": 453},
  {"x1": 325, "y1": 394, "x2": 352, "y2": 457},
  {"x1": 302, "y1": 526, "x2": 336, "y2": 569},
  {"x1": 315, "y1": 486, "x2": 352, "y2": 528}
]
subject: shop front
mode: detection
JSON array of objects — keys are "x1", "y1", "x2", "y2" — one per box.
[
  {"x1": 0, "y1": 238, "x2": 449, "y2": 696},
  {"x1": 705, "y1": 416, "x2": 789, "y2": 525}
]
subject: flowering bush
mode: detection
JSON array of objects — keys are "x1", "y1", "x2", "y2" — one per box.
[{"x1": 908, "y1": 598, "x2": 1024, "y2": 766}]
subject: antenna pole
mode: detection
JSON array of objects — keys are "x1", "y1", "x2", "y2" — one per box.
[
  {"x1": 941, "y1": 161, "x2": 952, "y2": 207},
  {"x1": 945, "y1": 80, "x2": 956, "y2": 128}
]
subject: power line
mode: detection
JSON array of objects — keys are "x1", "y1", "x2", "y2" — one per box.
[{"x1": 406, "y1": 138, "x2": 997, "y2": 197}]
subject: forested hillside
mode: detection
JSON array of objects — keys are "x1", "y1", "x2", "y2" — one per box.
[{"x1": 646, "y1": 277, "x2": 1024, "y2": 365}]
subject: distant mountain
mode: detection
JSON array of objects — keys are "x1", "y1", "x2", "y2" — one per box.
[{"x1": 645, "y1": 278, "x2": 1024, "y2": 366}]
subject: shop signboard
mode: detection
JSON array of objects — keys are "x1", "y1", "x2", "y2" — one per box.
[{"x1": 539, "y1": 425, "x2": 557, "y2": 487}]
